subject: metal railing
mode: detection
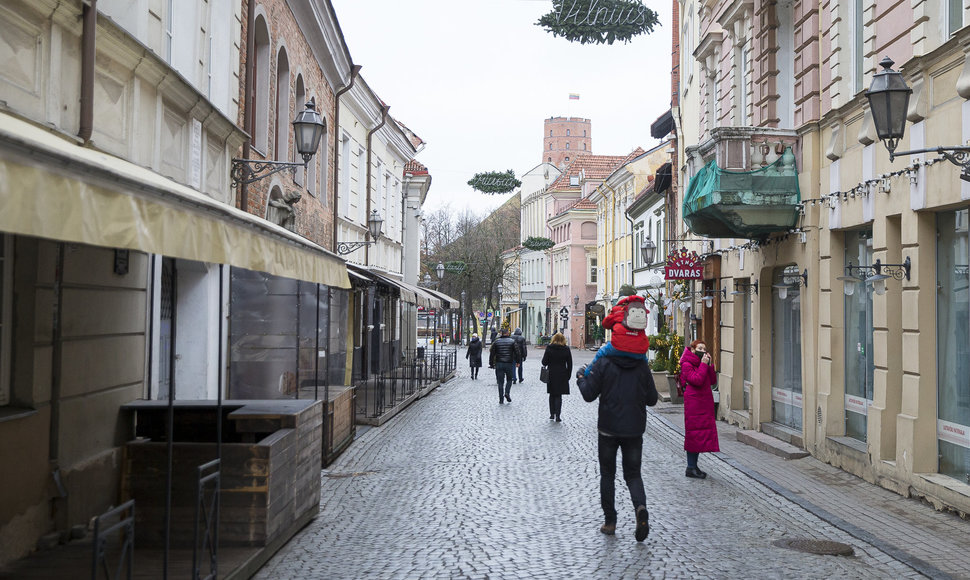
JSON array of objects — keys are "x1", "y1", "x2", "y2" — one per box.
[
  {"x1": 355, "y1": 347, "x2": 457, "y2": 418},
  {"x1": 91, "y1": 500, "x2": 135, "y2": 580},
  {"x1": 192, "y1": 459, "x2": 220, "y2": 580}
]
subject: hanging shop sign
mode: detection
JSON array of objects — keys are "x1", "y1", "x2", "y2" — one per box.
[{"x1": 664, "y1": 248, "x2": 703, "y2": 280}]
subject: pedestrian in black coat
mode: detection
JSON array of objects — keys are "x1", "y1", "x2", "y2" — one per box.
[
  {"x1": 540, "y1": 333, "x2": 572, "y2": 422},
  {"x1": 465, "y1": 334, "x2": 483, "y2": 379}
]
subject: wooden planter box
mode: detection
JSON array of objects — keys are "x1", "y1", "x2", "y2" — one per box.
[
  {"x1": 321, "y1": 386, "x2": 356, "y2": 466},
  {"x1": 121, "y1": 399, "x2": 323, "y2": 548}
]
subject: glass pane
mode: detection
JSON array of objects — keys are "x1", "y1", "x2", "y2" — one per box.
[
  {"x1": 938, "y1": 210, "x2": 970, "y2": 480},
  {"x1": 772, "y1": 266, "x2": 802, "y2": 430},
  {"x1": 297, "y1": 281, "x2": 320, "y2": 398},
  {"x1": 845, "y1": 231, "x2": 873, "y2": 441},
  {"x1": 742, "y1": 292, "x2": 751, "y2": 382},
  {"x1": 949, "y1": 0, "x2": 963, "y2": 35},
  {"x1": 329, "y1": 289, "x2": 349, "y2": 386},
  {"x1": 229, "y1": 267, "x2": 299, "y2": 399}
]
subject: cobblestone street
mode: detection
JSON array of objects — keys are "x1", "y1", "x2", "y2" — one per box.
[{"x1": 256, "y1": 351, "x2": 929, "y2": 579}]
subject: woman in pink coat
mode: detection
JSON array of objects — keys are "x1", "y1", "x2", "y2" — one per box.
[{"x1": 679, "y1": 339, "x2": 719, "y2": 479}]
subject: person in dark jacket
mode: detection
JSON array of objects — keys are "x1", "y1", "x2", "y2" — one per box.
[
  {"x1": 465, "y1": 334, "x2": 483, "y2": 379},
  {"x1": 576, "y1": 354, "x2": 658, "y2": 542},
  {"x1": 540, "y1": 332, "x2": 572, "y2": 421},
  {"x1": 512, "y1": 328, "x2": 528, "y2": 383},
  {"x1": 489, "y1": 326, "x2": 498, "y2": 345},
  {"x1": 489, "y1": 328, "x2": 521, "y2": 404}
]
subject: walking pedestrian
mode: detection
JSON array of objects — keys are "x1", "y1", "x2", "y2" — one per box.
[
  {"x1": 465, "y1": 333, "x2": 483, "y2": 379},
  {"x1": 576, "y1": 349, "x2": 658, "y2": 541},
  {"x1": 540, "y1": 332, "x2": 572, "y2": 422},
  {"x1": 490, "y1": 326, "x2": 498, "y2": 345},
  {"x1": 488, "y1": 327, "x2": 520, "y2": 404},
  {"x1": 679, "y1": 339, "x2": 720, "y2": 479},
  {"x1": 512, "y1": 328, "x2": 527, "y2": 383}
]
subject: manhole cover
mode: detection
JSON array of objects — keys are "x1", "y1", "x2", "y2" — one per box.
[
  {"x1": 324, "y1": 471, "x2": 375, "y2": 478},
  {"x1": 772, "y1": 538, "x2": 855, "y2": 556}
]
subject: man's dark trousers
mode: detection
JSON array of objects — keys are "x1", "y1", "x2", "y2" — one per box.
[
  {"x1": 495, "y1": 362, "x2": 515, "y2": 399},
  {"x1": 598, "y1": 433, "x2": 647, "y2": 524}
]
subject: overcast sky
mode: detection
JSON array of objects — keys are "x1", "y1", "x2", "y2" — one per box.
[{"x1": 330, "y1": 0, "x2": 674, "y2": 216}]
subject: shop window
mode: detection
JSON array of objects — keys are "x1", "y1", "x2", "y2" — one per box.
[
  {"x1": 844, "y1": 230, "x2": 874, "y2": 441},
  {"x1": 771, "y1": 265, "x2": 803, "y2": 430},
  {"x1": 741, "y1": 281, "x2": 751, "y2": 409},
  {"x1": 937, "y1": 209, "x2": 970, "y2": 480}
]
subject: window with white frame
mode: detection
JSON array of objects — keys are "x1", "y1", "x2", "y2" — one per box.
[
  {"x1": 588, "y1": 256, "x2": 597, "y2": 283},
  {"x1": 948, "y1": 0, "x2": 964, "y2": 36},
  {"x1": 851, "y1": 0, "x2": 864, "y2": 94},
  {"x1": 357, "y1": 148, "x2": 367, "y2": 224},
  {"x1": 0, "y1": 235, "x2": 11, "y2": 406},
  {"x1": 339, "y1": 134, "x2": 350, "y2": 217}
]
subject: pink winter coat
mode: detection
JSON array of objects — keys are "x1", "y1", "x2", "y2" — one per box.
[{"x1": 679, "y1": 348, "x2": 720, "y2": 453}]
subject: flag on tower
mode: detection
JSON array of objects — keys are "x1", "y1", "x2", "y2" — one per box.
[{"x1": 569, "y1": 93, "x2": 580, "y2": 100}]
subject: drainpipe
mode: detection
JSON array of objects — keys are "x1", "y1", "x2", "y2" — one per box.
[
  {"x1": 239, "y1": 0, "x2": 256, "y2": 213},
  {"x1": 331, "y1": 65, "x2": 362, "y2": 249},
  {"x1": 364, "y1": 104, "x2": 390, "y2": 266},
  {"x1": 78, "y1": 0, "x2": 97, "y2": 143},
  {"x1": 400, "y1": 174, "x2": 411, "y2": 276},
  {"x1": 49, "y1": 243, "x2": 67, "y2": 524}
]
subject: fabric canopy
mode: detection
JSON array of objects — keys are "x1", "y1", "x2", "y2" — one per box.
[
  {"x1": 682, "y1": 147, "x2": 800, "y2": 240},
  {"x1": 0, "y1": 112, "x2": 350, "y2": 289}
]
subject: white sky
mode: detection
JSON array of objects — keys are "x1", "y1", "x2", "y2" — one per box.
[{"x1": 330, "y1": 0, "x2": 675, "y2": 215}]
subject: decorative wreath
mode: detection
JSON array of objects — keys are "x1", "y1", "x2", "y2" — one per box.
[
  {"x1": 523, "y1": 236, "x2": 555, "y2": 251},
  {"x1": 536, "y1": 0, "x2": 660, "y2": 45},
  {"x1": 467, "y1": 170, "x2": 521, "y2": 194}
]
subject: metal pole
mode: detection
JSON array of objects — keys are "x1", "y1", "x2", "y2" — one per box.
[{"x1": 164, "y1": 260, "x2": 177, "y2": 579}]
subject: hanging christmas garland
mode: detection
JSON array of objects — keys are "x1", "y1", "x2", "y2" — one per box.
[
  {"x1": 523, "y1": 236, "x2": 555, "y2": 251},
  {"x1": 467, "y1": 170, "x2": 521, "y2": 194},
  {"x1": 536, "y1": 0, "x2": 660, "y2": 45}
]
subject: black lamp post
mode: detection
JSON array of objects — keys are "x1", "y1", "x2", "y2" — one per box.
[
  {"x1": 231, "y1": 98, "x2": 326, "y2": 186},
  {"x1": 460, "y1": 290, "x2": 467, "y2": 345},
  {"x1": 867, "y1": 57, "x2": 970, "y2": 180}
]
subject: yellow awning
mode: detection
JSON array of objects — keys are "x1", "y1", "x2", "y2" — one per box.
[{"x1": 0, "y1": 112, "x2": 349, "y2": 289}]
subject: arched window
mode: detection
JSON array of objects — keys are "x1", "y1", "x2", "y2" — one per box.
[
  {"x1": 275, "y1": 47, "x2": 290, "y2": 162},
  {"x1": 584, "y1": 129, "x2": 587, "y2": 137},
  {"x1": 567, "y1": 129, "x2": 571, "y2": 136},
  {"x1": 565, "y1": 156, "x2": 570, "y2": 162},
  {"x1": 252, "y1": 16, "x2": 270, "y2": 152},
  {"x1": 294, "y1": 75, "x2": 305, "y2": 186},
  {"x1": 582, "y1": 143, "x2": 586, "y2": 150},
  {"x1": 549, "y1": 129, "x2": 553, "y2": 136},
  {"x1": 548, "y1": 157, "x2": 552, "y2": 162},
  {"x1": 550, "y1": 143, "x2": 553, "y2": 150},
  {"x1": 566, "y1": 142, "x2": 570, "y2": 150}
]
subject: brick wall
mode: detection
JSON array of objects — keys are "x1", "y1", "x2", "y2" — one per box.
[
  {"x1": 543, "y1": 117, "x2": 592, "y2": 167},
  {"x1": 238, "y1": 0, "x2": 336, "y2": 250}
]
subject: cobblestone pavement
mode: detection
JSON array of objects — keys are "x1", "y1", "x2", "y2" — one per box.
[{"x1": 256, "y1": 351, "x2": 928, "y2": 579}]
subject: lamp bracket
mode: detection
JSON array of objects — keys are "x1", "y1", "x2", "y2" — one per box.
[
  {"x1": 336, "y1": 240, "x2": 375, "y2": 255},
  {"x1": 231, "y1": 158, "x2": 307, "y2": 187},
  {"x1": 733, "y1": 280, "x2": 759, "y2": 295},
  {"x1": 845, "y1": 257, "x2": 911, "y2": 281},
  {"x1": 888, "y1": 146, "x2": 970, "y2": 182}
]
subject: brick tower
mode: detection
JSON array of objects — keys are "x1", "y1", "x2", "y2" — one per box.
[{"x1": 543, "y1": 117, "x2": 592, "y2": 168}]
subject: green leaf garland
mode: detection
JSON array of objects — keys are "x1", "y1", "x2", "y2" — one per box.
[
  {"x1": 467, "y1": 170, "x2": 521, "y2": 194},
  {"x1": 522, "y1": 236, "x2": 555, "y2": 251},
  {"x1": 536, "y1": 0, "x2": 660, "y2": 45}
]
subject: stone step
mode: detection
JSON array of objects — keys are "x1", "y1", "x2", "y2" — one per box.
[{"x1": 736, "y1": 429, "x2": 810, "y2": 460}]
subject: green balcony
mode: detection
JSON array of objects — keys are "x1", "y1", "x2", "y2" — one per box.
[{"x1": 683, "y1": 147, "x2": 800, "y2": 240}]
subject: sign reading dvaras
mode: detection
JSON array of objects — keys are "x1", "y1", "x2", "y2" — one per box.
[{"x1": 664, "y1": 247, "x2": 702, "y2": 280}]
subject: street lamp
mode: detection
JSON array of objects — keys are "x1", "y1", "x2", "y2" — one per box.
[
  {"x1": 772, "y1": 268, "x2": 808, "y2": 300},
  {"x1": 867, "y1": 57, "x2": 970, "y2": 180},
  {"x1": 336, "y1": 210, "x2": 385, "y2": 255},
  {"x1": 573, "y1": 295, "x2": 580, "y2": 308},
  {"x1": 497, "y1": 283, "x2": 503, "y2": 297},
  {"x1": 436, "y1": 262, "x2": 445, "y2": 280},
  {"x1": 460, "y1": 290, "x2": 467, "y2": 345},
  {"x1": 231, "y1": 98, "x2": 326, "y2": 186},
  {"x1": 641, "y1": 237, "x2": 657, "y2": 265},
  {"x1": 837, "y1": 258, "x2": 912, "y2": 296}
]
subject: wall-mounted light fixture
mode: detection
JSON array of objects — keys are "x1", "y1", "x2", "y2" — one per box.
[
  {"x1": 336, "y1": 210, "x2": 384, "y2": 255},
  {"x1": 640, "y1": 237, "x2": 657, "y2": 264},
  {"x1": 702, "y1": 288, "x2": 727, "y2": 308},
  {"x1": 867, "y1": 58, "x2": 970, "y2": 181},
  {"x1": 731, "y1": 279, "x2": 759, "y2": 296},
  {"x1": 231, "y1": 98, "x2": 326, "y2": 187},
  {"x1": 772, "y1": 268, "x2": 808, "y2": 300},
  {"x1": 837, "y1": 257, "x2": 911, "y2": 296}
]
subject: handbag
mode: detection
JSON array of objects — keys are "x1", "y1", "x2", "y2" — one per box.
[{"x1": 539, "y1": 366, "x2": 549, "y2": 383}]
